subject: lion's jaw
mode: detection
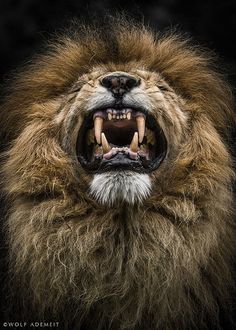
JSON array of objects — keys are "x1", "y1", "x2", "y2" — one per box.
[
  {"x1": 90, "y1": 171, "x2": 152, "y2": 205},
  {"x1": 84, "y1": 70, "x2": 156, "y2": 206}
]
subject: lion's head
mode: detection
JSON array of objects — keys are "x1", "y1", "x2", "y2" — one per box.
[{"x1": 1, "y1": 18, "x2": 235, "y2": 329}]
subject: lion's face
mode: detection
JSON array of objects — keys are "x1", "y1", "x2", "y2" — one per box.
[{"x1": 57, "y1": 68, "x2": 186, "y2": 205}]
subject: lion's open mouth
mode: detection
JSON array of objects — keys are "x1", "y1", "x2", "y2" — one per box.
[{"x1": 76, "y1": 107, "x2": 167, "y2": 173}]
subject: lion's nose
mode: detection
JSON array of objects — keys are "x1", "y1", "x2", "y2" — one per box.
[{"x1": 101, "y1": 74, "x2": 140, "y2": 97}]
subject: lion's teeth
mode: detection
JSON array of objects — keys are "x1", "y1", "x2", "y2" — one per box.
[
  {"x1": 101, "y1": 133, "x2": 111, "y2": 153},
  {"x1": 108, "y1": 113, "x2": 112, "y2": 121},
  {"x1": 136, "y1": 116, "x2": 145, "y2": 143},
  {"x1": 127, "y1": 112, "x2": 131, "y2": 120},
  {"x1": 130, "y1": 132, "x2": 138, "y2": 152},
  {"x1": 94, "y1": 117, "x2": 103, "y2": 144}
]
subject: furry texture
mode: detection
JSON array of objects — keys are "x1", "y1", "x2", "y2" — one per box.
[
  {"x1": 90, "y1": 172, "x2": 151, "y2": 205},
  {"x1": 0, "y1": 17, "x2": 236, "y2": 329}
]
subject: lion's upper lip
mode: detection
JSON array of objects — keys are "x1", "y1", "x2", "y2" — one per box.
[{"x1": 76, "y1": 105, "x2": 167, "y2": 173}]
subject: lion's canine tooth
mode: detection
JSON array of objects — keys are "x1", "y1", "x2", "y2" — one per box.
[
  {"x1": 127, "y1": 112, "x2": 131, "y2": 120},
  {"x1": 136, "y1": 116, "x2": 145, "y2": 143},
  {"x1": 108, "y1": 113, "x2": 112, "y2": 121},
  {"x1": 94, "y1": 117, "x2": 103, "y2": 144},
  {"x1": 130, "y1": 132, "x2": 138, "y2": 152},
  {"x1": 101, "y1": 133, "x2": 111, "y2": 153}
]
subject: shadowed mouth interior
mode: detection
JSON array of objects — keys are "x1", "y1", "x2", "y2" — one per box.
[{"x1": 77, "y1": 107, "x2": 167, "y2": 173}]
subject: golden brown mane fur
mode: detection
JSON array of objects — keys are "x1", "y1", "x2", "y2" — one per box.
[{"x1": 0, "y1": 18, "x2": 235, "y2": 329}]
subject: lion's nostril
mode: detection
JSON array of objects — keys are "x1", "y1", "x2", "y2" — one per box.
[
  {"x1": 101, "y1": 76, "x2": 114, "y2": 89},
  {"x1": 101, "y1": 74, "x2": 140, "y2": 97}
]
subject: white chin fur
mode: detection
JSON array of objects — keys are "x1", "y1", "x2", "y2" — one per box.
[{"x1": 90, "y1": 171, "x2": 152, "y2": 205}]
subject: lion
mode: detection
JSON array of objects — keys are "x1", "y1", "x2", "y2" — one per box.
[{"x1": 0, "y1": 18, "x2": 235, "y2": 330}]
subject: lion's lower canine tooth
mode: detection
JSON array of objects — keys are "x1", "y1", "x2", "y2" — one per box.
[
  {"x1": 130, "y1": 132, "x2": 138, "y2": 152},
  {"x1": 94, "y1": 117, "x2": 103, "y2": 144},
  {"x1": 108, "y1": 113, "x2": 112, "y2": 120},
  {"x1": 136, "y1": 116, "x2": 145, "y2": 143},
  {"x1": 127, "y1": 112, "x2": 131, "y2": 120},
  {"x1": 101, "y1": 133, "x2": 111, "y2": 153}
]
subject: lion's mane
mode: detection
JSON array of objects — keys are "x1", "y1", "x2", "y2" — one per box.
[{"x1": 0, "y1": 18, "x2": 235, "y2": 329}]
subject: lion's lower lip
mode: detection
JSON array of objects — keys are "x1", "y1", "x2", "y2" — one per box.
[
  {"x1": 103, "y1": 147, "x2": 138, "y2": 160},
  {"x1": 76, "y1": 107, "x2": 167, "y2": 173}
]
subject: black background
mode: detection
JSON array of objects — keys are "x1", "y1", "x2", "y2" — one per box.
[{"x1": 0, "y1": 0, "x2": 236, "y2": 89}]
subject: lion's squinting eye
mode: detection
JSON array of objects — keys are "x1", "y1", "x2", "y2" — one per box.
[{"x1": 76, "y1": 73, "x2": 167, "y2": 173}]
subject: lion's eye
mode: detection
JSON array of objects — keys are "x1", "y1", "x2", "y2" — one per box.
[
  {"x1": 68, "y1": 81, "x2": 85, "y2": 94},
  {"x1": 157, "y1": 85, "x2": 169, "y2": 92}
]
